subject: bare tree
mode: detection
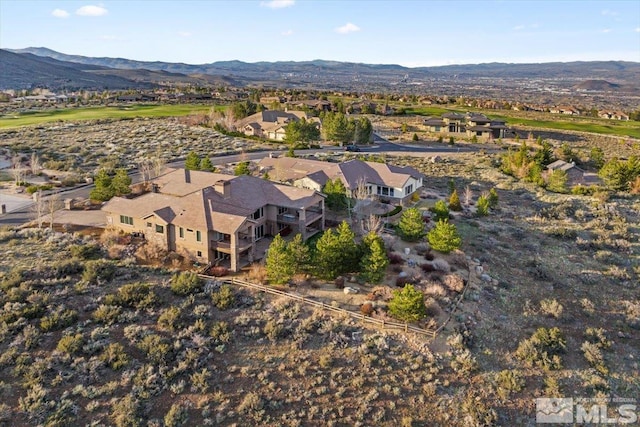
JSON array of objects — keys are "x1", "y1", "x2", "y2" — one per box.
[
  {"x1": 11, "y1": 164, "x2": 24, "y2": 187},
  {"x1": 361, "y1": 213, "x2": 383, "y2": 236},
  {"x1": 47, "y1": 192, "x2": 62, "y2": 230},
  {"x1": 152, "y1": 155, "x2": 165, "y2": 179},
  {"x1": 30, "y1": 189, "x2": 45, "y2": 228},
  {"x1": 464, "y1": 185, "x2": 473, "y2": 207},
  {"x1": 30, "y1": 152, "x2": 41, "y2": 176},
  {"x1": 137, "y1": 159, "x2": 152, "y2": 184}
]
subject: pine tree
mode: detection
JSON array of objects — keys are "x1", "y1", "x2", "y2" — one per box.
[
  {"x1": 360, "y1": 233, "x2": 388, "y2": 283},
  {"x1": 287, "y1": 233, "x2": 310, "y2": 272},
  {"x1": 336, "y1": 220, "x2": 360, "y2": 273},
  {"x1": 266, "y1": 234, "x2": 295, "y2": 285},
  {"x1": 546, "y1": 169, "x2": 568, "y2": 193},
  {"x1": 398, "y1": 207, "x2": 425, "y2": 242},
  {"x1": 323, "y1": 178, "x2": 347, "y2": 210},
  {"x1": 476, "y1": 196, "x2": 490, "y2": 216},
  {"x1": 427, "y1": 219, "x2": 462, "y2": 253},
  {"x1": 199, "y1": 156, "x2": 216, "y2": 172},
  {"x1": 449, "y1": 189, "x2": 462, "y2": 211},
  {"x1": 234, "y1": 161, "x2": 251, "y2": 176},
  {"x1": 185, "y1": 151, "x2": 201, "y2": 171},
  {"x1": 487, "y1": 188, "x2": 499, "y2": 208},
  {"x1": 430, "y1": 200, "x2": 450, "y2": 222},
  {"x1": 90, "y1": 169, "x2": 115, "y2": 201},
  {"x1": 111, "y1": 168, "x2": 132, "y2": 196},
  {"x1": 313, "y1": 229, "x2": 342, "y2": 279},
  {"x1": 388, "y1": 284, "x2": 427, "y2": 322}
]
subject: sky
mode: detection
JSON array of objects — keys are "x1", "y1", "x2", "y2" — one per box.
[{"x1": 1, "y1": 0, "x2": 639, "y2": 67}]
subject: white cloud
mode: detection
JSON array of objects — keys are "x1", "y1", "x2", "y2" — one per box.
[
  {"x1": 601, "y1": 9, "x2": 618, "y2": 16},
  {"x1": 51, "y1": 9, "x2": 70, "y2": 18},
  {"x1": 76, "y1": 5, "x2": 108, "y2": 16},
  {"x1": 178, "y1": 31, "x2": 192, "y2": 37},
  {"x1": 100, "y1": 35, "x2": 124, "y2": 41},
  {"x1": 635, "y1": 27, "x2": 640, "y2": 33},
  {"x1": 260, "y1": 0, "x2": 295, "y2": 9},
  {"x1": 601, "y1": 28, "x2": 612, "y2": 33},
  {"x1": 281, "y1": 29, "x2": 294, "y2": 36},
  {"x1": 335, "y1": 22, "x2": 360, "y2": 34},
  {"x1": 513, "y1": 25, "x2": 525, "y2": 31}
]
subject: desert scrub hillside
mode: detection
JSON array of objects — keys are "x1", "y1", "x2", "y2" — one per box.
[
  {"x1": 0, "y1": 227, "x2": 507, "y2": 427},
  {"x1": 390, "y1": 151, "x2": 639, "y2": 421}
]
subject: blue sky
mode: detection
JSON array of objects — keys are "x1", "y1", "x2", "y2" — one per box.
[{"x1": 1, "y1": 1, "x2": 639, "y2": 67}]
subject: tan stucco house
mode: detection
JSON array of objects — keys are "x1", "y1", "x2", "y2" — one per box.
[{"x1": 102, "y1": 168, "x2": 325, "y2": 271}]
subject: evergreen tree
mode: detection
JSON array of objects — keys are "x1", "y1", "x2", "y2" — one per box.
[
  {"x1": 313, "y1": 229, "x2": 342, "y2": 280},
  {"x1": 90, "y1": 169, "x2": 115, "y2": 201},
  {"x1": 360, "y1": 232, "x2": 388, "y2": 283},
  {"x1": 398, "y1": 207, "x2": 425, "y2": 242},
  {"x1": 323, "y1": 178, "x2": 347, "y2": 210},
  {"x1": 430, "y1": 200, "x2": 450, "y2": 222},
  {"x1": 427, "y1": 219, "x2": 462, "y2": 253},
  {"x1": 234, "y1": 161, "x2": 251, "y2": 176},
  {"x1": 487, "y1": 188, "x2": 499, "y2": 208},
  {"x1": 546, "y1": 169, "x2": 568, "y2": 193},
  {"x1": 589, "y1": 147, "x2": 605, "y2": 169},
  {"x1": 388, "y1": 284, "x2": 427, "y2": 322},
  {"x1": 449, "y1": 189, "x2": 462, "y2": 211},
  {"x1": 199, "y1": 156, "x2": 216, "y2": 172},
  {"x1": 111, "y1": 168, "x2": 132, "y2": 196},
  {"x1": 336, "y1": 220, "x2": 360, "y2": 273},
  {"x1": 266, "y1": 234, "x2": 295, "y2": 285},
  {"x1": 534, "y1": 141, "x2": 554, "y2": 166},
  {"x1": 476, "y1": 196, "x2": 490, "y2": 216},
  {"x1": 599, "y1": 156, "x2": 640, "y2": 192},
  {"x1": 185, "y1": 151, "x2": 201, "y2": 171},
  {"x1": 287, "y1": 233, "x2": 310, "y2": 272}
]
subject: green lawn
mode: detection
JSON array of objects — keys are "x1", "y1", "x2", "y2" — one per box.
[{"x1": 0, "y1": 104, "x2": 225, "y2": 128}]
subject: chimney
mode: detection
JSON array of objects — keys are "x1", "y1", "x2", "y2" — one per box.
[
  {"x1": 184, "y1": 169, "x2": 191, "y2": 183},
  {"x1": 215, "y1": 180, "x2": 231, "y2": 198}
]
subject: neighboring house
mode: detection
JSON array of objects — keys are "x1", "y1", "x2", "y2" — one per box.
[
  {"x1": 598, "y1": 110, "x2": 630, "y2": 121},
  {"x1": 259, "y1": 157, "x2": 424, "y2": 204},
  {"x1": 546, "y1": 160, "x2": 601, "y2": 187},
  {"x1": 423, "y1": 112, "x2": 510, "y2": 139},
  {"x1": 287, "y1": 99, "x2": 332, "y2": 112},
  {"x1": 238, "y1": 110, "x2": 319, "y2": 141},
  {"x1": 550, "y1": 106, "x2": 580, "y2": 115},
  {"x1": 102, "y1": 168, "x2": 325, "y2": 272}
]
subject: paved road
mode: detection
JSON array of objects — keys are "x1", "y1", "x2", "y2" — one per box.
[{"x1": 0, "y1": 133, "x2": 479, "y2": 227}]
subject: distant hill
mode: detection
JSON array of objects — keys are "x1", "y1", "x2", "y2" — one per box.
[
  {"x1": 572, "y1": 79, "x2": 621, "y2": 91},
  {"x1": 3, "y1": 46, "x2": 640, "y2": 91},
  {"x1": 0, "y1": 49, "x2": 151, "y2": 90}
]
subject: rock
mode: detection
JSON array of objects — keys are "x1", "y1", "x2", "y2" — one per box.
[
  {"x1": 480, "y1": 273, "x2": 492, "y2": 282},
  {"x1": 475, "y1": 265, "x2": 484, "y2": 275},
  {"x1": 344, "y1": 286, "x2": 359, "y2": 294}
]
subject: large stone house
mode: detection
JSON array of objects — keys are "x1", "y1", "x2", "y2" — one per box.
[
  {"x1": 102, "y1": 168, "x2": 325, "y2": 271},
  {"x1": 238, "y1": 110, "x2": 320, "y2": 141},
  {"x1": 259, "y1": 157, "x2": 424, "y2": 205},
  {"x1": 423, "y1": 112, "x2": 510, "y2": 140}
]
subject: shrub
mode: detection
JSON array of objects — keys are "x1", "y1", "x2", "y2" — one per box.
[
  {"x1": 56, "y1": 333, "x2": 83, "y2": 355},
  {"x1": 388, "y1": 284, "x2": 427, "y2": 322},
  {"x1": 360, "y1": 302, "x2": 374, "y2": 316},
  {"x1": 211, "y1": 284, "x2": 235, "y2": 310},
  {"x1": 387, "y1": 252, "x2": 404, "y2": 265},
  {"x1": 93, "y1": 304, "x2": 122, "y2": 325},
  {"x1": 540, "y1": 298, "x2": 563, "y2": 318},
  {"x1": 450, "y1": 349, "x2": 478, "y2": 375},
  {"x1": 584, "y1": 327, "x2": 611, "y2": 349},
  {"x1": 210, "y1": 321, "x2": 232, "y2": 343},
  {"x1": 170, "y1": 271, "x2": 203, "y2": 296},
  {"x1": 494, "y1": 369, "x2": 525, "y2": 399},
  {"x1": 443, "y1": 274, "x2": 465, "y2": 292},
  {"x1": 70, "y1": 243, "x2": 102, "y2": 260},
  {"x1": 190, "y1": 369, "x2": 211, "y2": 394},
  {"x1": 82, "y1": 259, "x2": 116, "y2": 284},
  {"x1": 100, "y1": 343, "x2": 130, "y2": 370},
  {"x1": 515, "y1": 327, "x2": 566, "y2": 370},
  {"x1": 581, "y1": 341, "x2": 608, "y2": 375},
  {"x1": 110, "y1": 394, "x2": 142, "y2": 427},
  {"x1": 420, "y1": 263, "x2": 435, "y2": 273},
  {"x1": 448, "y1": 190, "x2": 462, "y2": 211},
  {"x1": 137, "y1": 334, "x2": 172, "y2": 364},
  {"x1": 427, "y1": 219, "x2": 462, "y2": 254},
  {"x1": 105, "y1": 282, "x2": 157, "y2": 309},
  {"x1": 164, "y1": 402, "x2": 188, "y2": 427},
  {"x1": 430, "y1": 200, "x2": 449, "y2": 222},
  {"x1": 209, "y1": 266, "x2": 229, "y2": 277},
  {"x1": 157, "y1": 306, "x2": 182, "y2": 332},
  {"x1": 40, "y1": 309, "x2": 78, "y2": 332},
  {"x1": 476, "y1": 195, "x2": 490, "y2": 216}
]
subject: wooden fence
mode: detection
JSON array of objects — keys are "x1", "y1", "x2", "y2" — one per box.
[{"x1": 200, "y1": 275, "x2": 436, "y2": 339}]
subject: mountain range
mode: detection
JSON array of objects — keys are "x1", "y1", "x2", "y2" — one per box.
[{"x1": 2, "y1": 46, "x2": 640, "y2": 92}]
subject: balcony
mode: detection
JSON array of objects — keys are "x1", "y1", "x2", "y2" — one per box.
[
  {"x1": 210, "y1": 240, "x2": 231, "y2": 251},
  {"x1": 304, "y1": 210, "x2": 323, "y2": 225},
  {"x1": 277, "y1": 213, "x2": 298, "y2": 223}
]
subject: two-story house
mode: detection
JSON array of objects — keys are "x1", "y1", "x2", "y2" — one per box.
[
  {"x1": 259, "y1": 157, "x2": 424, "y2": 205},
  {"x1": 102, "y1": 168, "x2": 325, "y2": 272}
]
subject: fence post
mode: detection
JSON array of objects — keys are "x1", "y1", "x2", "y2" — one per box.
[
  {"x1": 405, "y1": 323, "x2": 408, "y2": 332},
  {"x1": 381, "y1": 320, "x2": 384, "y2": 331}
]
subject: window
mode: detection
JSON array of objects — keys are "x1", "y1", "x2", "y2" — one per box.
[
  {"x1": 405, "y1": 184, "x2": 413, "y2": 195},
  {"x1": 197, "y1": 251, "x2": 202, "y2": 257},
  {"x1": 179, "y1": 227, "x2": 184, "y2": 238},
  {"x1": 252, "y1": 207, "x2": 264, "y2": 220},
  {"x1": 120, "y1": 215, "x2": 133, "y2": 225},
  {"x1": 155, "y1": 224, "x2": 164, "y2": 234},
  {"x1": 254, "y1": 225, "x2": 264, "y2": 240},
  {"x1": 187, "y1": 228, "x2": 193, "y2": 233},
  {"x1": 278, "y1": 206, "x2": 287, "y2": 215},
  {"x1": 196, "y1": 230, "x2": 201, "y2": 242},
  {"x1": 146, "y1": 222, "x2": 152, "y2": 228}
]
